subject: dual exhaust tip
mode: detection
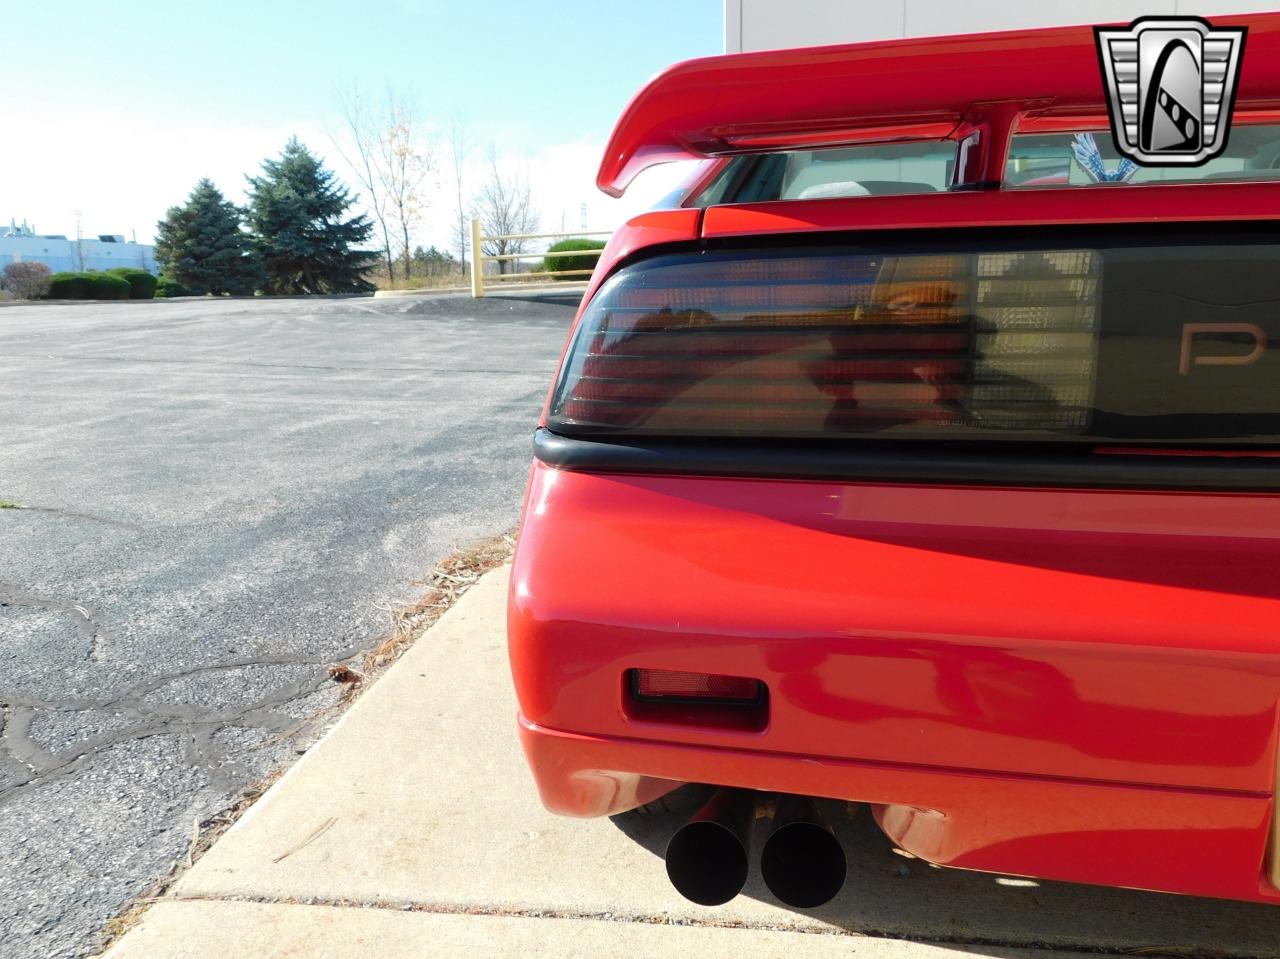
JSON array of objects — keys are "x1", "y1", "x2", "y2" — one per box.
[{"x1": 665, "y1": 789, "x2": 847, "y2": 908}]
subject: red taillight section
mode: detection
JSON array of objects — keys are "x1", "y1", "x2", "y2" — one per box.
[
  {"x1": 631, "y1": 668, "x2": 764, "y2": 704},
  {"x1": 547, "y1": 248, "x2": 1100, "y2": 440}
]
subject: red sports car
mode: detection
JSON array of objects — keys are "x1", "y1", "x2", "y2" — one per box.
[{"x1": 508, "y1": 15, "x2": 1280, "y2": 909}]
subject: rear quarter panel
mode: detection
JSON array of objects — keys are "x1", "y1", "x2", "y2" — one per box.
[{"x1": 510, "y1": 463, "x2": 1280, "y2": 794}]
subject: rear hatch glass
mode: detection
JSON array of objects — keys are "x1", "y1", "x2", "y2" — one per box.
[
  {"x1": 1007, "y1": 124, "x2": 1280, "y2": 187},
  {"x1": 695, "y1": 124, "x2": 1280, "y2": 202},
  {"x1": 694, "y1": 142, "x2": 957, "y2": 205}
]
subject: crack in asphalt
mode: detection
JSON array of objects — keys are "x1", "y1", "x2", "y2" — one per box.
[
  {"x1": 1, "y1": 505, "x2": 144, "y2": 532},
  {"x1": 0, "y1": 583, "x2": 107, "y2": 663},
  {"x1": 1, "y1": 706, "x2": 57, "y2": 774},
  {"x1": 0, "y1": 657, "x2": 352, "y2": 803},
  {"x1": 0, "y1": 579, "x2": 367, "y2": 802}
]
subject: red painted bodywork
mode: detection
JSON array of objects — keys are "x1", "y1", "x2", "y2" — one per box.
[
  {"x1": 700, "y1": 179, "x2": 1280, "y2": 239},
  {"x1": 596, "y1": 14, "x2": 1280, "y2": 196},
  {"x1": 512, "y1": 16, "x2": 1280, "y2": 904},
  {"x1": 511, "y1": 466, "x2": 1280, "y2": 902}
]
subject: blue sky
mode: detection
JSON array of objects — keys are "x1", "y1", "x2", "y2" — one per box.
[{"x1": 2, "y1": 0, "x2": 722, "y2": 246}]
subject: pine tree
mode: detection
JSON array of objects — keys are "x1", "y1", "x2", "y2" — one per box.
[
  {"x1": 246, "y1": 138, "x2": 375, "y2": 294},
  {"x1": 155, "y1": 179, "x2": 261, "y2": 296}
]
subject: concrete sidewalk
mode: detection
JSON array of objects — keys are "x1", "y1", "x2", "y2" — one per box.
[{"x1": 100, "y1": 568, "x2": 1280, "y2": 958}]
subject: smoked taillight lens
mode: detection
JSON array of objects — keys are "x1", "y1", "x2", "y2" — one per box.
[
  {"x1": 630, "y1": 668, "x2": 765, "y2": 704},
  {"x1": 548, "y1": 248, "x2": 1101, "y2": 440}
]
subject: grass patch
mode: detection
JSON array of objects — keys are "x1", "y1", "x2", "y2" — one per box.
[{"x1": 0, "y1": 500, "x2": 21, "y2": 509}]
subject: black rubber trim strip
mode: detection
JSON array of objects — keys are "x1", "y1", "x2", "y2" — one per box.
[{"x1": 533, "y1": 429, "x2": 1280, "y2": 492}]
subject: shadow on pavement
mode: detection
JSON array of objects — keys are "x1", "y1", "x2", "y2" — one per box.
[
  {"x1": 611, "y1": 793, "x2": 1280, "y2": 957},
  {"x1": 489, "y1": 292, "x2": 586, "y2": 309}
]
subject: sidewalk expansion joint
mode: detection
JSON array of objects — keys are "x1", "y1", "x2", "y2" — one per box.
[{"x1": 161, "y1": 893, "x2": 1248, "y2": 959}]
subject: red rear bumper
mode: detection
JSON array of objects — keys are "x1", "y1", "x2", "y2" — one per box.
[{"x1": 508, "y1": 460, "x2": 1280, "y2": 902}]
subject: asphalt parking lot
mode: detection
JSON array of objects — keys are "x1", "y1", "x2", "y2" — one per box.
[{"x1": 0, "y1": 293, "x2": 575, "y2": 959}]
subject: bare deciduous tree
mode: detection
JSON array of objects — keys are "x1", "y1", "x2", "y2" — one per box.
[
  {"x1": 334, "y1": 85, "x2": 394, "y2": 283},
  {"x1": 333, "y1": 85, "x2": 432, "y2": 285},
  {"x1": 378, "y1": 97, "x2": 433, "y2": 282},
  {"x1": 446, "y1": 111, "x2": 472, "y2": 271},
  {"x1": 475, "y1": 149, "x2": 538, "y2": 275}
]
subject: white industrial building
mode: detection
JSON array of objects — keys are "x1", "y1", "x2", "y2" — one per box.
[
  {"x1": 1, "y1": 220, "x2": 157, "y2": 274},
  {"x1": 725, "y1": 0, "x2": 1280, "y2": 51}
]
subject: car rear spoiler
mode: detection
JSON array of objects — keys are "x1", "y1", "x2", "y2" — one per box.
[{"x1": 597, "y1": 13, "x2": 1280, "y2": 197}]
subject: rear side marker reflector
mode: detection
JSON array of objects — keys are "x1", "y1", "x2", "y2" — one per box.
[{"x1": 630, "y1": 669, "x2": 765, "y2": 705}]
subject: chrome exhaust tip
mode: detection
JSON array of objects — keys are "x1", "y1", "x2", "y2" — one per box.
[{"x1": 760, "y1": 794, "x2": 847, "y2": 908}]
